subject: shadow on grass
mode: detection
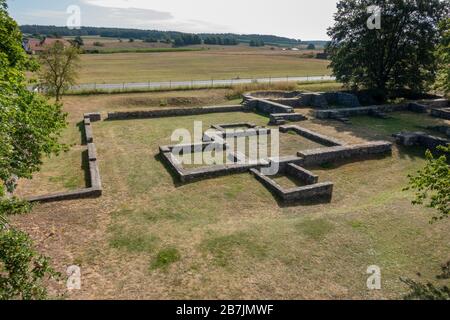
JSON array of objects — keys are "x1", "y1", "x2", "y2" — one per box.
[
  {"x1": 81, "y1": 149, "x2": 91, "y2": 188},
  {"x1": 77, "y1": 121, "x2": 87, "y2": 145}
]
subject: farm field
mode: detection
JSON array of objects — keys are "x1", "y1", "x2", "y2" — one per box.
[
  {"x1": 76, "y1": 47, "x2": 330, "y2": 84},
  {"x1": 11, "y1": 88, "x2": 450, "y2": 299}
]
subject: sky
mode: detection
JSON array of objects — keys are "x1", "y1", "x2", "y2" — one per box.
[{"x1": 7, "y1": 0, "x2": 339, "y2": 40}]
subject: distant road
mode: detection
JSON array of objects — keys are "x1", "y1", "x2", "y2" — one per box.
[{"x1": 68, "y1": 75, "x2": 335, "y2": 92}]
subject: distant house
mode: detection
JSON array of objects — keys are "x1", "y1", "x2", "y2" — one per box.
[{"x1": 23, "y1": 37, "x2": 71, "y2": 54}]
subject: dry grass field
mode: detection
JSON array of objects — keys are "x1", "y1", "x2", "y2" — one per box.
[
  {"x1": 76, "y1": 47, "x2": 330, "y2": 84},
  {"x1": 11, "y1": 88, "x2": 450, "y2": 300}
]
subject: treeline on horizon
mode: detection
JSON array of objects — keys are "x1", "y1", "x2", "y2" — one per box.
[{"x1": 20, "y1": 25, "x2": 305, "y2": 47}]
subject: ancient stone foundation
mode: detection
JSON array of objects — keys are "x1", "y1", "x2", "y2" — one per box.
[
  {"x1": 392, "y1": 132, "x2": 449, "y2": 151},
  {"x1": 107, "y1": 105, "x2": 244, "y2": 120},
  {"x1": 431, "y1": 108, "x2": 450, "y2": 120},
  {"x1": 27, "y1": 113, "x2": 103, "y2": 203},
  {"x1": 298, "y1": 141, "x2": 392, "y2": 166},
  {"x1": 250, "y1": 164, "x2": 333, "y2": 203},
  {"x1": 159, "y1": 122, "x2": 392, "y2": 205}
]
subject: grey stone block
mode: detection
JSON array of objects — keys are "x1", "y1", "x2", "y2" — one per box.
[
  {"x1": 408, "y1": 102, "x2": 428, "y2": 113},
  {"x1": 286, "y1": 163, "x2": 318, "y2": 184},
  {"x1": 393, "y1": 132, "x2": 449, "y2": 151},
  {"x1": 85, "y1": 124, "x2": 94, "y2": 143},
  {"x1": 27, "y1": 188, "x2": 102, "y2": 203},
  {"x1": 87, "y1": 143, "x2": 97, "y2": 161},
  {"x1": 107, "y1": 105, "x2": 244, "y2": 120},
  {"x1": 431, "y1": 108, "x2": 450, "y2": 120},
  {"x1": 298, "y1": 141, "x2": 392, "y2": 166},
  {"x1": 84, "y1": 112, "x2": 101, "y2": 122},
  {"x1": 27, "y1": 115, "x2": 103, "y2": 203},
  {"x1": 315, "y1": 104, "x2": 408, "y2": 119},
  {"x1": 250, "y1": 168, "x2": 333, "y2": 203}
]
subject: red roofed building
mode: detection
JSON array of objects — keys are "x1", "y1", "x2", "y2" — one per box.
[{"x1": 23, "y1": 37, "x2": 71, "y2": 54}]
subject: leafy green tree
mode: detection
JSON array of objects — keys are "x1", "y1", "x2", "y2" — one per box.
[
  {"x1": 0, "y1": 0, "x2": 63, "y2": 300},
  {"x1": 38, "y1": 41, "x2": 80, "y2": 102},
  {"x1": 401, "y1": 145, "x2": 449, "y2": 300},
  {"x1": 307, "y1": 43, "x2": 316, "y2": 50},
  {"x1": 435, "y1": 18, "x2": 450, "y2": 97},
  {"x1": 0, "y1": 0, "x2": 67, "y2": 196},
  {"x1": 327, "y1": 0, "x2": 449, "y2": 97},
  {"x1": 72, "y1": 35, "x2": 84, "y2": 48},
  {"x1": 0, "y1": 216, "x2": 60, "y2": 300},
  {"x1": 401, "y1": 277, "x2": 450, "y2": 300},
  {"x1": 404, "y1": 146, "x2": 449, "y2": 222}
]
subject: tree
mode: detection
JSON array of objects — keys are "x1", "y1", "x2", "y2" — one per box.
[
  {"x1": 38, "y1": 41, "x2": 80, "y2": 102},
  {"x1": 72, "y1": 35, "x2": 83, "y2": 48},
  {"x1": 0, "y1": 216, "x2": 60, "y2": 300},
  {"x1": 404, "y1": 146, "x2": 450, "y2": 223},
  {"x1": 327, "y1": 0, "x2": 450, "y2": 97},
  {"x1": 307, "y1": 43, "x2": 316, "y2": 50},
  {"x1": 0, "y1": 0, "x2": 63, "y2": 300},
  {"x1": 0, "y1": 0, "x2": 67, "y2": 196},
  {"x1": 402, "y1": 146, "x2": 450, "y2": 300},
  {"x1": 434, "y1": 18, "x2": 450, "y2": 97}
]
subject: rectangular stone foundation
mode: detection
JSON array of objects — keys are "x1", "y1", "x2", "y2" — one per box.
[
  {"x1": 298, "y1": 141, "x2": 392, "y2": 166},
  {"x1": 107, "y1": 105, "x2": 244, "y2": 120},
  {"x1": 250, "y1": 168, "x2": 333, "y2": 203},
  {"x1": 280, "y1": 125, "x2": 345, "y2": 147},
  {"x1": 27, "y1": 115, "x2": 103, "y2": 203}
]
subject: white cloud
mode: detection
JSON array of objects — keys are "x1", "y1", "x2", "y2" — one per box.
[{"x1": 14, "y1": 0, "x2": 338, "y2": 39}]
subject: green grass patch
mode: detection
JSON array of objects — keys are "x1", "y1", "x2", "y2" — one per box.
[
  {"x1": 109, "y1": 223, "x2": 158, "y2": 253},
  {"x1": 202, "y1": 231, "x2": 267, "y2": 267},
  {"x1": 351, "y1": 112, "x2": 446, "y2": 137},
  {"x1": 49, "y1": 174, "x2": 80, "y2": 189},
  {"x1": 348, "y1": 220, "x2": 366, "y2": 230},
  {"x1": 295, "y1": 218, "x2": 334, "y2": 241},
  {"x1": 150, "y1": 247, "x2": 181, "y2": 271}
]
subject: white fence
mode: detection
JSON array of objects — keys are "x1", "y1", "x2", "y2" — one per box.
[{"x1": 67, "y1": 75, "x2": 335, "y2": 92}]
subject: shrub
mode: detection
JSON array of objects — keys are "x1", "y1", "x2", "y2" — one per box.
[
  {"x1": 0, "y1": 197, "x2": 32, "y2": 216},
  {"x1": 401, "y1": 277, "x2": 450, "y2": 300},
  {"x1": 150, "y1": 247, "x2": 181, "y2": 270},
  {"x1": 0, "y1": 223, "x2": 59, "y2": 300}
]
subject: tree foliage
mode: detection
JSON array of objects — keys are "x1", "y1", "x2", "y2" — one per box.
[
  {"x1": 71, "y1": 35, "x2": 84, "y2": 48},
  {"x1": 401, "y1": 277, "x2": 450, "y2": 300},
  {"x1": 38, "y1": 41, "x2": 80, "y2": 102},
  {"x1": 0, "y1": 0, "x2": 67, "y2": 195},
  {"x1": 405, "y1": 146, "x2": 450, "y2": 222},
  {"x1": 0, "y1": 216, "x2": 59, "y2": 300},
  {"x1": 20, "y1": 25, "x2": 301, "y2": 47},
  {"x1": 327, "y1": 0, "x2": 450, "y2": 96},
  {"x1": 434, "y1": 18, "x2": 450, "y2": 96},
  {"x1": 204, "y1": 36, "x2": 238, "y2": 45}
]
